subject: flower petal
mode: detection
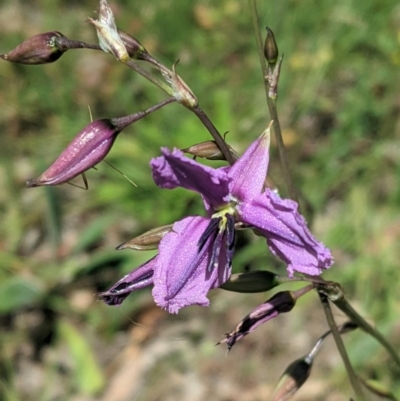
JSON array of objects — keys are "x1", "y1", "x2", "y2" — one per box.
[
  {"x1": 99, "y1": 257, "x2": 156, "y2": 305},
  {"x1": 152, "y1": 216, "x2": 231, "y2": 313},
  {"x1": 239, "y1": 190, "x2": 333, "y2": 276},
  {"x1": 228, "y1": 127, "x2": 270, "y2": 202},
  {"x1": 151, "y1": 148, "x2": 230, "y2": 209}
]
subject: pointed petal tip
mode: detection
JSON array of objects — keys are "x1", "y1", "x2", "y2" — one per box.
[
  {"x1": 26, "y1": 178, "x2": 43, "y2": 188},
  {"x1": 260, "y1": 120, "x2": 273, "y2": 147}
]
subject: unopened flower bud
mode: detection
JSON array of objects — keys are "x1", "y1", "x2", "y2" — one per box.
[
  {"x1": 0, "y1": 32, "x2": 67, "y2": 65},
  {"x1": 264, "y1": 27, "x2": 279, "y2": 66},
  {"x1": 117, "y1": 30, "x2": 148, "y2": 60},
  {"x1": 271, "y1": 356, "x2": 313, "y2": 401},
  {"x1": 116, "y1": 224, "x2": 174, "y2": 250},
  {"x1": 220, "y1": 271, "x2": 280, "y2": 293},
  {"x1": 218, "y1": 286, "x2": 312, "y2": 349},
  {"x1": 26, "y1": 119, "x2": 122, "y2": 187},
  {"x1": 182, "y1": 140, "x2": 239, "y2": 161},
  {"x1": 0, "y1": 32, "x2": 100, "y2": 65},
  {"x1": 88, "y1": 0, "x2": 129, "y2": 61},
  {"x1": 163, "y1": 62, "x2": 198, "y2": 109},
  {"x1": 26, "y1": 98, "x2": 174, "y2": 187}
]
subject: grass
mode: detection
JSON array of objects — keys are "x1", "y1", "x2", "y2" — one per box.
[{"x1": 0, "y1": 0, "x2": 399, "y2": 400}]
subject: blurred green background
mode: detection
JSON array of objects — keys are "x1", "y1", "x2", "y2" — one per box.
[{"x1": 0, "y1": 0, "x2": 399, "y2": 400}]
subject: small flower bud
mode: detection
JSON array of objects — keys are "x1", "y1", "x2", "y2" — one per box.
[
  {"x1": 117, "y1": 30, "x2": 148, "y2": 60},
  {"x1": 264, "y1": 27, "x2": 279, "y2": 66},
  {"x1": 182, "y1": 140, "x2": 239, "y2": 161},
  {"x1": 26, "y1": 98, "x2": 174, "y2": 187},
  {"x1": 0, "y1": 32, "x2": 67, "y2": 65},
  {"x1": 88, "y1": 0, "x2": 129, "y2": 61},
  {"x1": 116, "y1": 224, "x2": 174, "y2": 250},
  {"x1": 271, "y1": 356, "x2": 313, "y2": 401},
  {"x1": 220, "y1": 271, "x2": 280, "y2": 293},
  {"x1": 26, "y1": 119, "x2": 122, "y2": 187},
  {"x1": 162, "y1": 61, "x2": 198, "y2": 109},
  {"x1": 218, "y1": 286, "x2": 312, "y2": 349}
]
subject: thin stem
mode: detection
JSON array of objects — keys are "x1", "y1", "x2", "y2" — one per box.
[
  {"x1": 334, "y1": 296, "x2": 400, "y2": 370},
  {"x1": 248, "y1": 0, "x2": 299, "y2": 204},
  {"x1": 317, "y1": 281, "x2": 400, "y2": 370},
  {"x1": 111, "y1": 97, "x2": 176, "y2": 129},
  {"x1": 318, "y1": 292, "x2": 365, "y2": 401},
  {"x1": 192, "y1": 105, "x2": 236, "y2": 165},
  {"x1": 124, "y1": 59, "x2": 174, "y2": 96}
]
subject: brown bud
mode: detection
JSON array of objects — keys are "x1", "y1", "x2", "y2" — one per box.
[
  {"x1": 116, "y1": 224, "x2": 174, "y2": 250},
  {"x1": 0, "y1": 32, "x2": 67, "y2": 65},
  {"x1": 264, "y1": 27, "x2": 279, "y2": 66},
  {"x1": 117, "y1": 30, "x2": 148, "y2": 60},
  {"x1": 271, "y1": 356, "x2": 313, "y2": 401},
  {"x1": 162, "y1": 61, "x2": 198, "y2": 109},
  {"x1": 182, "y1": 140, "x2": 239, "y2": 161}
]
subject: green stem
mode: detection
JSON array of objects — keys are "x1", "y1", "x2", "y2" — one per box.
[
  {"x1": 192, "y1": 105, "x2": 236, "y2": 166},
  {"x1": 247, "y1": 0, "x2": 299, "y2": 204},
  {"x1": 334, "y1": 296, "x2": 400, "y2": 370},
  {"x1": 318, "y1": 292, "x2": 365, "y2": 401},
  {"x1": 124, "y1": 59, "x2": 174, "y2": 96}
]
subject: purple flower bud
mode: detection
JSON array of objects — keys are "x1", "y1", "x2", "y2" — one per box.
[
  {"x1": 218, "y1": 286, "x2": 313, "y2": 350},
  {"x1": 0, "y1": 32, "x2": 67, "y2": 65},
  {"x1": 26, "y1": 98, "x2": 175, "y2": 188},
  {"x1": 0, "y1": 32, "x2": 100, "y2": 65},
  {"x1": 26, "y1": 119, "x2": 122, "y2": 187}
]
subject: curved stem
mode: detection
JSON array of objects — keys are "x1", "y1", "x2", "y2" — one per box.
[
  {"x1": 334, "y1": 296, "x2": 400, "y2": 370},
  {"x1": 318, "y1": 292, "x2": 365, "y2": 401}
]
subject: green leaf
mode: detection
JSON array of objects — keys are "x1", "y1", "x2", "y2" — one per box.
[
  {"x1": 57, "y1": 319, "x2": 104, "y2": 395},
  {"x1": 0, "y1": 276, "x2": 44, "y2": 313}
]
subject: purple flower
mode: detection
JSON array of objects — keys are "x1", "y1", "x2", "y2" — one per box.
[{"x1": 102, "y1": 129, "x2": 333, "y2": 313}]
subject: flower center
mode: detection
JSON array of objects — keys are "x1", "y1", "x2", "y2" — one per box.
[{"x1": 197, "y1": 204, "x2": 237, "y2": 273}]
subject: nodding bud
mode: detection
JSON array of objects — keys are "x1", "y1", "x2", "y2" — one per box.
[
  {"x1": 26, "y1": 119, "x2": 123, "y2": 187},
  {"x1": 218, "y1": 286, "x2": 313, "y2": 350},
  {"x1": 220, "y1": 271, "x2": 280, "y2": 293},
  {"x1": 182, "y1": 140, "x2": 239, "y2": 161},
  {"x1": 88, "y1": 0, "x2": 129, "y2": 61},
  {"x1": 116, "y1": 224, "x2": 174, "y2": 250},
  {"x1": 26, "y1": 98, "x2": 175, "y2": 187},
  {"x1": 0, "y1": 32, "x2": 67, "y2": 65},
  {"x1": 117, "y1": 30, "x2": 148, "y2": 60},
  {"x1": 264, "y1": 27, "x2": 279, "y2": 66},
  {"x1": 271, "y1": 356, "x2": 313, "y2": 401},
  {"x1": 0, "y1": 32, "x2": 100, "y2": 65}
]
